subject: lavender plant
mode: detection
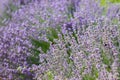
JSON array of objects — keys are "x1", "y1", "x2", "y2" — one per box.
[
  {"x1": 0, "y1": 0, "x2": 120, "y2": 80},
  {"x1": 0, "y1": 25, "x2": 36, "y2": 79}
]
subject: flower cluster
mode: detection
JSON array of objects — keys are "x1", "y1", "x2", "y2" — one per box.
[
  {"x1": 0, "y1": 0, "x2": 120, "y2": 80},
  {"x1": 0, "y1": 23, "x2": 37, "y2": 79}
]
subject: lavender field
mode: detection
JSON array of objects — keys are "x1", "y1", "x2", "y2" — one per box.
[{"x1": 0, "y1": 0, "x2": 120, "y2": 80}]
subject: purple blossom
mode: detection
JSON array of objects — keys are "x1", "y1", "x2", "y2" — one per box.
[{"x1": 0, "y1": 0, "x2": 120, "y2": 80}]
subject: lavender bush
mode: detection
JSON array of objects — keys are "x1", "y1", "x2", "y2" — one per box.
[{"x1": 0, "y1": 0, "x2": 120, "y2": 80}]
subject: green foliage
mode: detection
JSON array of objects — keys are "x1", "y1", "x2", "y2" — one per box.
[
  {"x1": 100, "y1": 0, "x2": 120, "y2": 8},
  {"x1": 31, "y1": 38, "x2": 50, "y2": 53},
  {"x1": 80, "y1": 66, "x2": 86, "y2": 75},
  {"x1": 65, "y1": 67, "x2": 73, "y2": 78},
  {"x1": 72, "y1": 31, "x2": 79, "y2": 44},
  {"x1": 0, "y1": 18, "x2": 4, "y2": 26},
  {"x1": 100, "y1": 0, "x2": 107, "y2": 7},
  {"x1": 91, "y1": 64, "x2": 99, "y2": 78},
  {"x1": 39, "y1": 17, "x2": 45, "y2": 23},
  {"x1": 18, "y1": 72, "x2": 33, "y2": 80},
  {"x1": 84, "y1": 51, "x2": 89, "y2": 56},
  {"x1": 64, "y1": 42, "x2": 74, "y2": 78},
  {"x1": 28, "y1": 27, "x2": 60, "y2": 65},
  {"x1": 112, "y1": 19, "x2": 119, "y2": 25},
  {"x1": 100, "y1": 38, "x2": 103, "y2": 44},
  {"x1": 82, "y1": 64, "x2": 98, "y2": 80},
  {"x1": 118, "y1": 57, "x2": 120, "y2": 79},
  {"x1": 28, "y1": 37, "x2": 50, "y2": 65},
  {"x1": 114, "y1": 40, "x2": 119, "y2": 47},
  {"x1": 101, "y1": 49, "x2": 110, "y2": 65},
  {"x1": 27, "y1": 47, "x2": 41, "y2": 65},
  {"x1": 82, "y1": 74, "x2": 96, "y2": 80},
  {"x1": 65, "y1": 42, "x2": 71, "y2": 56},
  {"x1": 92, "y1": 22, "x2": 98, "y2": 26},
  {"x1": 112, "y1": 37, "x2": 119, "y2": 47},
  {"x1": 0, "y1": 3, "x2": 18, "y2": 26},
  {"x1": 0, "y1": 12, "x2": 11, "y2": 26},
  {"x1": 46, "y1": 71, "x2": 54, "y2": 80},
  {"x1": 3, "y1": 12, "x2": 11, "y2": 20},
  {"x1": 46, "y1": 27, "x2": 59, "y2": 43},
  {"x1": 65, "y1": 42, "x2": 74, "y2": 65},
  {"x1": 32, "y1": 48, "x2": 41, "y2": 56},
  {"x1": 9, "y1": 3, "x2": 19, "y2": 12},
  {"x1": 100, "y1": 48, "x2": 113, "y2": 72},
  {"x1": 67, "y1": 3, "x2": 76, "y2": 20},
  {"x1": 19, "y1": 73, "x2": 26, "y2": 80},
  {"x1": 67, "y1": 58, "x2": 74, "y2": 65},
  {"x1": 110, "y1": 0, "x2": 120, "y2": 3},
  {"x1": 27, "y1": 55, "x2": 40, "y2": 65}
]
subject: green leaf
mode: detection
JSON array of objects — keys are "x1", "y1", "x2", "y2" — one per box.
[
  {"x1": 100, "y1": 0, "x2": 107, "y2": 7},
  {"x1": 72, "y1": 32, "x2": 79, "y2": 44},
  {"x1": 31, "y1": 48, "x2": 40, "y2": 56},
  {"x1": 31, "y1": 39, "x2": 50, "y2": 53},
  {"x1": 68, "y1": 3, "x2": 75, "y2": 18},
  {"x1": 2, "y1": 12, "x2": 12, "y2": 20},
  {"x1": 46, "y1": 27, "x2": 59, "y2": 43},
  {"x1": 112, "y1": 37, "x2": 119, "y2": 47},
  {"x1": 39, "y1": 17, "x2": 45, "y2": 23},
  {"x1": 84, "y1": 51, "x2": 89, "y2": 56},
  {"x1": 49, "y1": 28, "x2": 58, "y2": 39},
  {"x1": 65, "y1": 42, "x2": 71, "y2": 48},
  {"x1": 91, "y1": 64, "x2": 99, "y2": 78},
  {"x1": 101, "y1": 49, "x2": 109, "y2": 65},
  {"x1": 46, "y1": 71, "x2": 54, "y2": 80},
  {"x1": 47, "y1": 34, "x2": 55, "y2": 42},
  {"x1": 65, "y1": 42, "x2": 72, "y2": 58},
  {"x1": 114, "y1": 41, "x2": 119, "y2": 47},
  {"x1": 65, "y1": 67, "x2": 73, "y2": 78},
  {"x1": 100, "y1": 48, "x2": 113, "y2": 72},
  {"x1": 9, "y1": 3, "x2": 19, "y2": 12},
  {"x1": 67, "y1": 13, "x2": 73, "y2": 21},
  {"x1": 82, "y1": 74, "x2": 96, "y2": 80},
  {"x1": 39, "y1": 40, "x2": 50, "y2": 53},
  {"x1": 27, "y1": 56, "x2": 40, "y2": 65},
  {"x1": 19, "y1": 73, "x2": 26, "y2": 80},
  {"x1": 106, "y1": 65, "x2": 111, "y2": 72},
  {"x1": 110, "y1": 0, "x2": 120, "y2": 3},
  {"x1": 118, "y1": 54, "x2": 120, "y2": 62},
  {"x1": 67, "y1": 49, "x2": 72, "y2": 57},
  {"x1": 67, "y1": 58, "x2": 73, "y2": 64},
  {"x1": 80, "y1": 66, "x2": 86, "y2": 75}
]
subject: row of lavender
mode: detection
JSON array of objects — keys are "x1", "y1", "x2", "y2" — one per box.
[{"x1": 0, "y1": 0, "x2": 120, "y2": 80}]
